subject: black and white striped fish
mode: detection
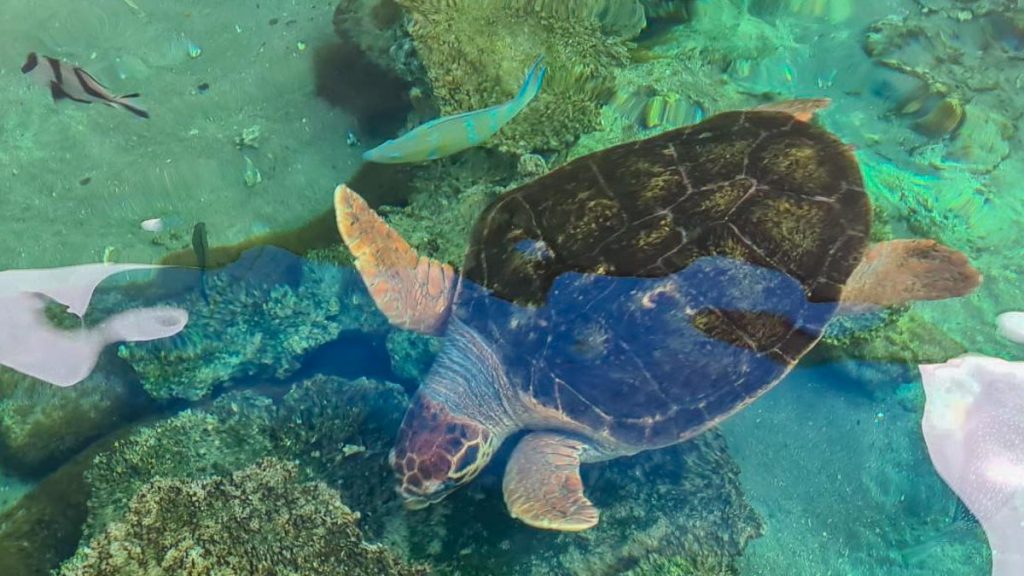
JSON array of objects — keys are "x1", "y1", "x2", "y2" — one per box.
[{"x1": 21, "y1": 52, "x2": 149, "y2": 119}]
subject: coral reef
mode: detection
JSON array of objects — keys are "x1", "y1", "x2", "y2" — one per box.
[
  {"x1": 622, "y1": 550, "x2": 738, "y2": 575},
  {"x1": 59, "y1": 459, "x2": 427, "y2": 576},
  {"x1": 72, "y1": 369, "x2": 761, "y2": 576},
  {"x1": 816, "y1": 309, "x2": 967, "y2": 367},
  {"x1": 393, "y1": 0, "x2": 630, "y2": 155},
  {"x1": 385, "y1": 330, "x2": 441, "y2": 383},
  {"x1": 397, "y1": 430, "x2": 762, "y2": 575},
  {"x1": 379, "y1": 159, "x2": 508, "y2": 266},
  {"x1": 80, "y1": 378, "x2": 409, "y2": 538},
  {"x1": 81, "y1": 391, "x2": 277, "y2": 538},
  {"x1": 118, "y1": 249, "x2": 388, "y2": 400},
  {"x1": 0, "y1": 363, "x2": 152, "y2": 477},
  {"x1": 272, "y1": 376, "x2": 409, "y2": 525}
]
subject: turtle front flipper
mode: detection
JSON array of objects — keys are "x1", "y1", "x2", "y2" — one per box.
[
  {"x1": 840, "y1": 239, "x2": 981, "y2": 310},
  {"x1": 334, "y1": 184, "x2": 457, "y2": 334},
  {"x1": 503, "y1": 432, "x2": 599, "y2": 532}
]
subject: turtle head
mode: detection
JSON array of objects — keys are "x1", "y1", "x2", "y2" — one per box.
[{"x1": 390, "y1": 393, "x2": 498, "y2": 509}]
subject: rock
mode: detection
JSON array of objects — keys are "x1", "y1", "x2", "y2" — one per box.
[{"x1": 0, "y1": 363, "x2": 154, "y2": 477}]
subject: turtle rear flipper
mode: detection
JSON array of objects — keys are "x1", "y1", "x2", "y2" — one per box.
[
  {"x1": 840, "y1": 239, "x2": 981, "y2": 310},
  {"x1": 503, "y1": 432, "x2": 599, "y2": 531},
  {"x1": 334, "y1": 184, "x2": 457, "y2": 334}
]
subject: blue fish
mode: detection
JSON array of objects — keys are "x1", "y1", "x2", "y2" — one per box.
[{"x1": 363, "y1": 56, "x2": 547, "y2": 164}]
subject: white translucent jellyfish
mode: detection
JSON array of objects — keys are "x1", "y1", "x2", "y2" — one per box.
[
  {"x1": 0, "y1": 263, "x2": 188, "y2": 387},
  {"x1": 919, "y1": 354, "x2": 1024, "y2": 575}
]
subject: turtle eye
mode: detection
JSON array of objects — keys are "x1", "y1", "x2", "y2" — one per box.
[{"x1": 514, "y1": 238, "x2": 555, "y2": 262}]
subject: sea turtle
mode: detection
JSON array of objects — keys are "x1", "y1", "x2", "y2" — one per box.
[{"x1": 333, "y1": 100, "x2": 980, "y2": 531}]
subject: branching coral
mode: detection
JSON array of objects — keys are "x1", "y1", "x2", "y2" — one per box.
[
  {"x1": 59, "y1": 458, "x2": 427, "y2": 576},
  {"x1": 118, "y1": 250, "x2": 388, "y2": 400}
]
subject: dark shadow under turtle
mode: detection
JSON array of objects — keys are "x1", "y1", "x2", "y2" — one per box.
[{"x1": 334, "y1": 100, "x2": 980, "y2": 531}]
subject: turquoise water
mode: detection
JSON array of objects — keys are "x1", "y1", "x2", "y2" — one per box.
[{"x1": 0, "y1": 1, "x2": 1020, "y2": 574}]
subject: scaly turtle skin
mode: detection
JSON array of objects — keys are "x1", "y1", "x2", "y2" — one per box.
[{"x1": 334, "y1": 100, "x2": 980, "y2": 531}]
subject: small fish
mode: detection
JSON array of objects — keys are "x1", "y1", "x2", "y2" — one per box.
[
  {"x1": 363, "y1": 55, "x2": 547, "y2": 164},
  {"x1": 186, "y1": 39, "x2": 202, "y2": 59},
  {"x1": 21, "y1": 52, "x2": 149, "y2": 119},
  {"x1": 191, "y1": 222, "x2": 210, "y2": 304}
]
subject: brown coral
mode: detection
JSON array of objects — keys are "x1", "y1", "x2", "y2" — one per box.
[{"x1": 58, "y1": 459, "x2": 427, "y2": 576}]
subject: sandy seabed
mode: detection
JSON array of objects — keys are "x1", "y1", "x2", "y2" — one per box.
[{"x1": 0, "y1": 0, "x2": 360, "y2": 270}]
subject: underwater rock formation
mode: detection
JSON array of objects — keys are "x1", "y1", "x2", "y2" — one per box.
[
  {"x1": 749, "y1": 0, "x2": 853, "y2": 24},
  {"x1": 118, "y1": 248, "x2": 388, "y2": 400},
  {"x1": 0, "y1": 419, "x2": 142, "y2": 576},
  {"x1": 59, "y1": 458, "x2": 427, "y2": 576},
  {"x1": 332, "y1": 0, "x2": 422, "y2": 83},
  {"x1": 572, "y1": 1, "x2": 785, "y2": 159},
  {"x1": 862, "y1": 7, "x2": 1019, "y2": 169},
  {"x1": 0, "y1": 364, "x2": 153, "y2": 477}
]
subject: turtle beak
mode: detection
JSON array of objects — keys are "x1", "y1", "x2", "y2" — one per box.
[{"x1": 397, "y1": 479, "x2": 456, "y2": 510}]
